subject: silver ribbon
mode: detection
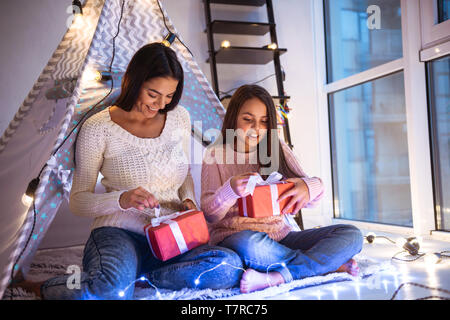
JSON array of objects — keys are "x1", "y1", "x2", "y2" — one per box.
[
  {"x1": 244, "y1": 171, "x2": 284, "y2": 196},
  {"x1": 46, "y1": 155, "x2": 72, "y2": 200},
  {"x1": 242, "y1": 171, "x2": 285, "y2": 216}
]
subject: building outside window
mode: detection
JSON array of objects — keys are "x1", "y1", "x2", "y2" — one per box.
[{"x1": 314, "y1": 0, "x2": 450, "y2": 236}]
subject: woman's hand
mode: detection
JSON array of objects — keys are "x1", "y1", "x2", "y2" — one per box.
[
  {"x1": 119, "y1": 187, "x2": 159, "y2": 211},
  {"x1": 230, "y1": 172, "x2": 259, "y2": 197},
  {"x1": 182, "y1": 199, "x2": 198, "y2": 211},
  {"x1": 277, "y1": 178, "x2": 310, "y2": 215}
]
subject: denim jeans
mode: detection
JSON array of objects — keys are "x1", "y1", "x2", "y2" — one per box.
[
  {"x1": 41, "y1": 227, "x2": 243, "y2": 300},
  {"x1": 218, "y1": 224, "x2": 363, "y2": 283}
]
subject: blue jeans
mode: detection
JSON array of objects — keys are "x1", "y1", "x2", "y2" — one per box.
[
  {"x1": 218, "y1": 224, "x2": 363, "y2": 283},
  {"x1": 41, "y1": 227, "x2": 243, "y2": 300}
]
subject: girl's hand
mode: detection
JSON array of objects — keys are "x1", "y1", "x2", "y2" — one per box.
[
  {"x1": 182, "y1": 199, "x2": 198, "y2": 211},
  {"x1": 277, "y1": 178, "x2": 310, "y2": 215},
  {"x1": 119, "y1": 187, "x2": 159, "y2": 211},
  {"x1": 230, "y1": 172, "x2": 259, "y2": 197}
]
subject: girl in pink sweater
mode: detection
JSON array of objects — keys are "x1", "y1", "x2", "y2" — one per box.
[{"x1": 201, "y1": 85, "x2": 363, "y2": 293}]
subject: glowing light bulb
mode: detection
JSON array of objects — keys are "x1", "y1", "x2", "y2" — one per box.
[
  {"x1": 82, "y1": 68, "x2": 101, "y2": 82},
  {"x1": 330, "y1": 284, "x2": 339, "y2": 300},
  {"x1": 194, "y1": 278, "x2": 200, "y2": 285},
  {"x1": 221, "y1": 40, "x2": 231, "y2": 48},
  {"x1": 281, "y1": 262, "x2": 286, "y2": 268},
  {"x1": 382, "y1": 279, "x2": 389, "y2": 293},
  {"x1": 71, "y1": 8, "x2": 85, "y2": 30},
  {"x1": 118, "y1": 291, "x2": 125, "y2": 298},
  {"x1": 23, "y1": 178, "x2": 39, "y2": 208},
  {"x1": 314, "y1": 290, "x2": 322, "y2": 300},
  {"x1": 21, "y1": 193, "x2": 33, "y2": 207},
  {"x1": 267, "y1": 43, "x2": 277, "y2": 50},
  {"x1": 139, "y1": 276, "x2": 146, "y2": 281}
]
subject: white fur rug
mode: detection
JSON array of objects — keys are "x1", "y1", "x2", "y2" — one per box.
[{"x1": 3, "y1": 245, "x2": 395, "y2": 300}]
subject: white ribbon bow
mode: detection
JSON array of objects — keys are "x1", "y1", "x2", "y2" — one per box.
[
  {"x1": 47, "y1": 155, "x2": 72, "y2": 199},
  {"x1": 150, "y1": 207, "x2": 197, "y2": 227},
  {"x1": 244, "y1": 171, "x2": 284, "y2": 196}
]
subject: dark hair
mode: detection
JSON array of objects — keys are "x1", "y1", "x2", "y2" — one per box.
[
  {"x1": 114, "y1": 42, "x2": 184, "y2": 113},
  {"x1": 220, "y1": 84, "x2": 298, "y2": 179}
]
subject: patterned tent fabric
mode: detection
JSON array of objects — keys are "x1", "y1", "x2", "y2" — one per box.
[
  {"x1": 0, "y1": 0, "x2": 225, "y2": 298},
  {"x1": 52, "y1": 0, "x2": 103, "y2": 81}
]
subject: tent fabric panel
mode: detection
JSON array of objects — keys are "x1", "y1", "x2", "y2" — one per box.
[{"x1": 53, "y1": 0, "x2": 104, "y2": 81}]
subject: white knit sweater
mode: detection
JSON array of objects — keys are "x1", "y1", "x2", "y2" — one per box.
[{"x1": 69, "y1": 105, "x2": 196, "y2": 236}]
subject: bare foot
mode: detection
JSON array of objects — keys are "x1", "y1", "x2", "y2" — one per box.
[
  {"x1": 240, "y1": 269, "x2": 285, "y2": 293},
  {"x1": 335, "y1": 259, "x2": 359, "y2": 276}
]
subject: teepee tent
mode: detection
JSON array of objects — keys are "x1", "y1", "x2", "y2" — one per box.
[{"x1": 0, "y1": 0, "x2": 226, "y2": 299}]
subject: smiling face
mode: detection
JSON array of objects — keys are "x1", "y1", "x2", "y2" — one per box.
[
  {"x1": 235, "y1": 97, "x2": 269, "y2": 150},
  {"x1": 132, "y1": 76, "x2": 179, "y2": 119}
]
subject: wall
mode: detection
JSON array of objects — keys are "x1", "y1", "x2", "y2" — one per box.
[{"x1": 0, "y1": 0, "x2": 325, "y2": 249}]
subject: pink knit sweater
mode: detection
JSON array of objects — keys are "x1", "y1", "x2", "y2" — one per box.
[{"x1": 200, "y1": 140, "x2": 324, "y2": 245}]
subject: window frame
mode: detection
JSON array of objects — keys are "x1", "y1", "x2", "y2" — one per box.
[
  {"x1": 311, "y1": 0, "x2": 445, "y2": 239},
  {"x1": 420, "y1": 0, "x2": 450, "y2": 48},
  {"x1": 423, "y1": 49, "x2": 450, "y2": 233}
]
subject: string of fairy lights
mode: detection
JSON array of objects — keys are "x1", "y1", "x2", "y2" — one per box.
[
  {"x1": 364, "y1": 232, "x2": 450, "y2": 264},
  {"x1": 363, "y1": 232, "x2": 450, "y2": 300},
  {"x1": 113, "y1": 231, "x2": 450, "y2": 300}
]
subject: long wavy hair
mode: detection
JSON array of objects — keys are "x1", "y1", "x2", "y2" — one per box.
[
  {"x1": 114, "y1": 42, "x2": 184, "y2": 113},
  {"x1": 219, "y1": 84, "x2": 298, "y2": 179}
]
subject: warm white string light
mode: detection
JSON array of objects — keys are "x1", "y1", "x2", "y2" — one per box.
[
  {"x1": 330, "y1": 283, "x2": 341, "y2": 300},
  {"x1": 118, "y1": 276, "x2": 161, "y2": 299},
  {"x1": 382, "y1": 279, "x2": 389, "y2": 293},
  {"x1": 194, "y1": 261, "x2": 288, "y2": 289},
  {"x1": 364, "y1": 232, "x2": 448, "y2": 264},
  {"x1": 221, "y1": 40, "x2": 231, "y2": 48},
  {"x1": 194, "y1": 261, "x2": 246, "y2": 286},
  {"x1": 352, "y1": 277, "x2": 363, "y2": 299},
  {"x1": 115, "y1": 259, "x2": 287, "y2": 299}
]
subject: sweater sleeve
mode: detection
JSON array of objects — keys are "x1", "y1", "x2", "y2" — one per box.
[
  {"x1": 69, "y1": 116, "x2": 128, "y2": 218},
  {"x1": 200, "y1": 147, "x2": 240, "y2": 223},
  {"x1": 177, "y1": 106, "x2": 197, "y2": 206},
  {"x1": 280, "y1": 140, "x2": 324, "y2": 208}
]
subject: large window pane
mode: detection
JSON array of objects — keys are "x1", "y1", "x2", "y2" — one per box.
[
  {"x1": 324, "y1": 0, "x2": 403, "y2": 82},
  {"x1": 329, "y1": 72, "x2": 413, "y2": 226},
  {"x1": 428, "y1": 55, "x2": 450, "y2": 231},
  {"x1": 438, "y1": 0, "x2": 450, "y2": 23}
]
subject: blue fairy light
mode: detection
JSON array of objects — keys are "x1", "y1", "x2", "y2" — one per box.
[{"x1": 194, "y1": 261, "x2": 245, "y2": 287}]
